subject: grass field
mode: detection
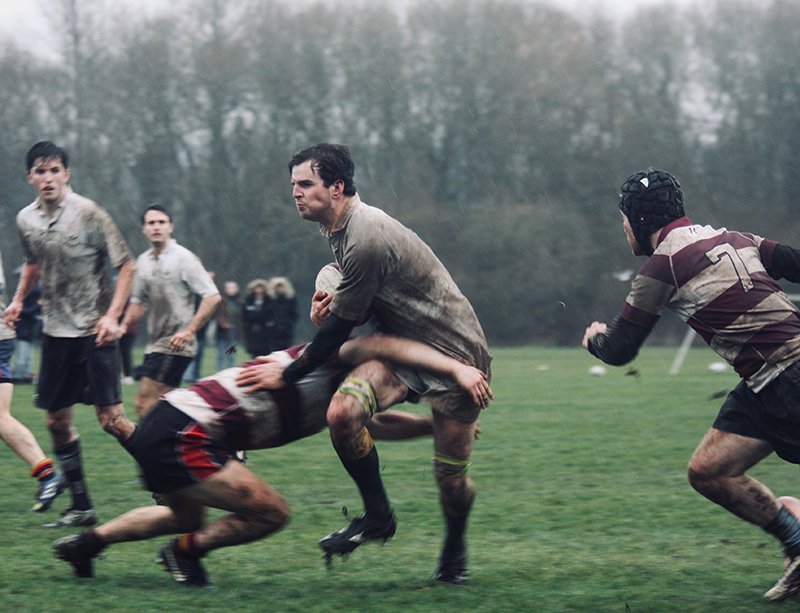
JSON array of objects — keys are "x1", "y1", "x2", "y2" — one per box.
[{"x1": 0, "y1": 345, "x2": 797, "y2": 612}]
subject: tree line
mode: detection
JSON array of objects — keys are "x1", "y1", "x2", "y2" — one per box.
[{"x1": 0, "y1": 0, "x2": 797, "y2": 345}]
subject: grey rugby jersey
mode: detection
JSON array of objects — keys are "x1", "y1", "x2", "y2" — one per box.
[
  {"x1": 131, "y1": 239, "x2": 218, "y2": 357},
  {"x1": 324, "y1": 195, "x2": 491, "y2": 381},
  {"x1": 17, "y1": 191, "x2": 133, "y2": 337}
]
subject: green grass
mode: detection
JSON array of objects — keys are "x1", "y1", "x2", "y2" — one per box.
[{"x1": 0, "y1": 345, "x2": 796, "y2": 612}]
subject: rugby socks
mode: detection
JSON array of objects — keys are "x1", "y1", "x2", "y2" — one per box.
[
  {"x1": 442, "y1": 511, "x2": 469, "y2": 556},
  {"x1": 177, "y1": 532, "x2": 204, "y2": 557},
  {"x1": 55, "y1": 438, "x2": 93, "y2": 511},
  {"x1": 765, "y1": 506, "x2": 800, "y2": 559},
  {"x1": 31, "y1": 458, "x2": 56, "y2": 481},
  {"x1": 338, "y1": 446, "x2": 392, "y2": 521}
]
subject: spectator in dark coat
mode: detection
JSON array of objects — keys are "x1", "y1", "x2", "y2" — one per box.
[
  {"x1": 268, "y1": 276, "x2": 298, "y2": 350},
  {"x1": 241, "y1": 279, "x2": 273, "y2": 358}
]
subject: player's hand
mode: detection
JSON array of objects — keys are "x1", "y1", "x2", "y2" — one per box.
[
  {"x1": 236, "y1": 361, "x2": 286, "y2": 393},
  {"x1": 169, "y1": 329, "x2": 194, "y2": 352},
  {"x1": 3, "y1": 302, "x2": 22, "y2": 329},
  {"x1": 310, "y1": 291, "x2": 333, "y2": 327},
  {"x1": 582, "y1": 321, "x2": 608, "y2": 349},
  {"x1": 453, "y1": 365, "x2": 493, "y2": 409},
  {"x1": 95, "y1": 314, "x2": 120, "y2": 346}
]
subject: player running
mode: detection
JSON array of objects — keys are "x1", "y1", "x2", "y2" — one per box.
[{"x1": 583, "y1": 169, "x2": 800, "y2": 602}]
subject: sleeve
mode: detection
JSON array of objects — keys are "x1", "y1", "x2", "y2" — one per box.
[
  {"x1": 330, "y1": 236, "x2": 386, "y2": 323},
  {"x1": 182, "y1": 252, "x2": 219, "y2": 298},
  {"x1": 587, "y1": 316, "x2": 651, "y2": 366},
  {"x1": 130, "y1": 262, "x2": 148, "y2": 305},
  {"x1": 18, "y1": 222, "x2": 36, "y2": 265},
  {"x1": 97, "y1": 207, "x2": 134, "y2": 268},
  {"x1": 762, "y1": 241, "x2": 800, "y2": 283},
  {"x1": 282, "y1": 312, "x2": 356, "y2": 384}
]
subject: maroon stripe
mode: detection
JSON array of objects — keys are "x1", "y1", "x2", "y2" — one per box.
[
  {"x1": 731, "y1": 314, "x2": 800, "y2": 376},
  {"x1": 691, "y1": 272, "x2": 785, "y2": 331},
  {"x1": 638, "y1": 253, "x2": 673, "y2": 285},
  {"x1": 191, "y1": 379, "x2": 238, "y2": 410}
]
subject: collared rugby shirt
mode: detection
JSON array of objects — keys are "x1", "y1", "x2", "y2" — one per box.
[
  {"x1": 325, "y1": 195, "x2": 492, "y2": 385},
  {"x1": 16, "y1": 191, "x2": 133, "y2": 337},
  {"x1": 623, "y1": 218, "x2": 800, "y2": 391},
  {"x1": 131, "y1": 239, "x2": 218, "y2": 357}
]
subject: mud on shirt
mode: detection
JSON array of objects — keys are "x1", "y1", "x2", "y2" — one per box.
[{"x1": 17, "y1": 191, "x2": 133, "y2": 338}]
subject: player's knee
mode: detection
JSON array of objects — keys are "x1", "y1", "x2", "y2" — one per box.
[
  {"x1": 434, "y1": 453, "x2": 471, "y2": 481},
  {"x1": 253, "y1": 496, "x2": 290, "y2": 535},
  {"x1": 46, "y1": 415, "x2": 71, "y2": 439},
  {"x1": 328, "y1": 376, "x2": 377, "y2": 436},
  {"x1": 687, "y1": 457, "x2": 718, "y2": 494}
]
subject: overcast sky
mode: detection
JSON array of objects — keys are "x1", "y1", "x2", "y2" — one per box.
[{"x1": 0, "y1": 0, "x2": 694, "y2": 58}]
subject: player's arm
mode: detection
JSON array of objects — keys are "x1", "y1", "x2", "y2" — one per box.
[
  {"x1": 169, "y1": 293, "x2": 221, "y2": 352},
  {"x1": 764, "y1": 243, "x2": 800, "y2": 283},
  {"x1": 367, "y1": 411, "x2": 434, "y2": 440},
  {"x1": 582, "y1": 316, "x2": 649, "y2": 366},
  {"x1": 339, "y1": 335, "x2": 493, "y2": 408},
  {"x1": 236, "y1": 312, "x2": 357, "y2": 392},
  {"x1": 96, "y1": 258, "x2": 135, "y2": 346},
  {"x1": 4, "y1": 262, "x2": 40, "y2": 327},
  {"x1": 118, "y1": 302, "x2": 146, "y2": 338}
]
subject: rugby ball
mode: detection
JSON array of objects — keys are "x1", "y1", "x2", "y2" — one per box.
[
  {"x1": 315, "y1": 262, "x2": 342, "y2": 295},
  {"x1": 589, "y1": 365, "x2": 607, "y2": 376}
]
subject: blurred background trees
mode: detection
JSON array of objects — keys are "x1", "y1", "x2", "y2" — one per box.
[{"x1": 0, "y1": 0, "x2": 795, "y2": 345}]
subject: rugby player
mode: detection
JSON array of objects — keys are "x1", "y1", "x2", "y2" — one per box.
[
  {"x1": 53, "y1": 268, "x2": 490, "y2": 586},
  {"x1": 583, "y1": 169, "x2": 800, "y2": 602}
]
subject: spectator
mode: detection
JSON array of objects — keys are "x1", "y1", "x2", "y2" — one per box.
[
  {"x1": 241, "y1": 278, "x2": 273, "y2": 358},
  {"x1": 215, "y1": 281, "x2": 240, "y2": 370},
  {"x1": 268, "y1": 276, "x2": 298, "y2": 350}
]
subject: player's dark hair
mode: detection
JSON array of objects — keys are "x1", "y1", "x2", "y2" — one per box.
[
  {"x1": 141, "y1": 203, "x2": 172, "y2": 225},
  {"x1": 289, "y1": 143, "x2": 356, "y2": 196},
  {"x1": 619, "y1": 169, "x2": 684, "y2": 256},
  {"x1": 26, "y1": 141, "x2": 69, "y2": 171}
]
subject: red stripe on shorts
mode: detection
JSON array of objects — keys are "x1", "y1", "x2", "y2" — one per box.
[{"x1": 177, "y1": 422, "x2": 222, "y2": 482}]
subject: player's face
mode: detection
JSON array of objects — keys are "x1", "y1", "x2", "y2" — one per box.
[
  {"x1": 621, "y1": 213, "x2": 643, "y2": 256},
  {"x1": 27, "y1": 157, "x2": 71, "y2": 206},
  {"x1": 142, "y1": 209, "x2": 173, "y2": 248},
  {"x1": 290, "y1": 160, "x2": 338, "y2": 225}
]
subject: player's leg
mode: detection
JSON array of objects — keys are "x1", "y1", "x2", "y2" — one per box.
[
  {"x1": 688, "y1": 427, "x2": 777, "y2": 524},
  {"x1": 44, "y1": 404, "x2": 98, "y2": 526},
  {"x1": 432, "y1": 410, "x2": 477, "y2": 584},
  {"x1": 155, "y1": 460, "x2": 288, "y2": 586},
  {"x1": 134, "y1": 353, "x2": 193, "y2": 418},
  {"x1": 321, "y1": 359, "x2": 409, "y2": 559},
  {"x1": 135, "y1": 377, "x2": 174, "y2": 418},
  {"x1": 54, "y1": 494, "x2": 206, "y2": 579},
  {"x1": 367, "y1": 409, "x2": 433, "y2": 440},
  {"x1": 165, "y1": 459, "x2": 289, "y2": 551},
  {"x1": 0, "y1": 378, "x2": 65, "y2": 511}
]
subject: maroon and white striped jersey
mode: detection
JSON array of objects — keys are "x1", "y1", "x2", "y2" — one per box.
[
  {"x1": 162, "y1": 345, "x2": 346, "y2": 450},
  {"x1": 622, "y1": 219, "x2": 800, "y2": 392}
]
